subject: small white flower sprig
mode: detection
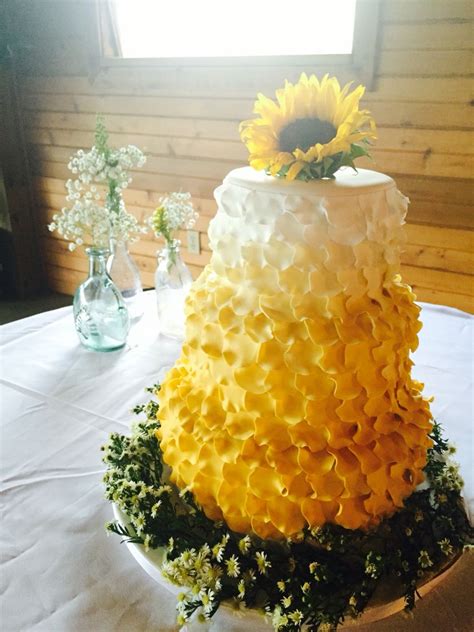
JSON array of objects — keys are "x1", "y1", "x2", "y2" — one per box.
[
  {"x1": 150, "y1": 192, "x2": 198, "y2": 264},
  {"x1": 102, "y1": 388, "x2": 473, "y2": 632},
  {"x1": 48, "y1": 115, "x2": 147, "y2": 251}
]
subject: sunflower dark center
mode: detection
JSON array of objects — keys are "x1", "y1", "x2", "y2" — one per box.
[{"x1": 278, "y1": 117, "x2": 337, "y2": 152}]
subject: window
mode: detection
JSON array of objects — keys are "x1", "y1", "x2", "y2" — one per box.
[
  {"x1": 113, "y1": 0, "x2": 356, "y2": 58},
  {"x1": 97, "y1": 0, "x2": 380, "y2": 89}
]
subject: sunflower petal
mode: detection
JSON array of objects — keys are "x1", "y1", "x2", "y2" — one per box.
[{"x1": 286, "y1": 161, "x2": 306, "y2": 181}]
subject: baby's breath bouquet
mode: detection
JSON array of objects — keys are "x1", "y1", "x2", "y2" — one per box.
[
  {"x1": 48, "y1": 116, "x2": 147, "y2": 251},
  {"x1": 150, "y1": 192, "x2": 198, "y2": 338},
  {"x1": 151, "y1": 192, "x2": 198, "y2": 265}
]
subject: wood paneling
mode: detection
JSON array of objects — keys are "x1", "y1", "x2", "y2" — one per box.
[
  {"x1": 383, "y1": 1, "x2": 473, "y2": 22},
  {"x1": 15, "y1": 0, "x2": 474, "y2": 312},
  {"x1": 378, "y1": 50, "x2": 473, "y2": 77},
  {"x1": 381, "y1": 23, "x2": 473, "y2": 50}
]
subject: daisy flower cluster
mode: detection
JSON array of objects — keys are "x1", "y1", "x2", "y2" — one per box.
[
  {"x1": 102, "y1": 388, "x2": 472, "y2": 632},
  {"x1": 162, "y1": 545, "x2": 221, "y2": 623},
  {"x1": 48, "y1": 116, "x2": 147, "y2": 251},
  {"x1": 151, "y1": 191, "x2": 198, "y2": 253},
  {"x1": 157, "y1": 528, "x2": 272, "y2": 625}
]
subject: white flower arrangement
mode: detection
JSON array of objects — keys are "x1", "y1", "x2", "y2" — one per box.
[
  {"x1": 150, "y1": 191, "x2": 198, "y2": 252},
  {"x1": 48, "y1": 116, "x2": 147, "y2": 251}
]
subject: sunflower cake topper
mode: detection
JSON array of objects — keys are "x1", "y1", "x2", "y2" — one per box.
[{"x1": 240, "y1": 73, "x2": 377, "y2": 181}]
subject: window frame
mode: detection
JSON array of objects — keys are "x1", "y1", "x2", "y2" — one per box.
[{"x1": 93, "y1": 0, "x2": 380, "y2": 89}]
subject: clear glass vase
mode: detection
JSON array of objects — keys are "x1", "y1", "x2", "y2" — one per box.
[
  {"x1": 107, "y1": 239, "x2": 144, "y2": 322},
  {"x1": 73, "y1": 247, "x2": 130, "y2": 352},
  {"x1": 154, "y1": 244, "x2": 192, "y2": 339}
]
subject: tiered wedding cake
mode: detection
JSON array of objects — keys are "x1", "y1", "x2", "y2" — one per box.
[{"x1": 157, "y1": 166, "x2": 432, "y2": 540}]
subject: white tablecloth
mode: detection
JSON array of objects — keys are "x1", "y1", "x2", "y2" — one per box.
[{"x1": 1, "y1": 293, "x2": 473, "y2": 632}]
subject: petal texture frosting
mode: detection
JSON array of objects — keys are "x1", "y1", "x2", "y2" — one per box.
[{"x1": 157, "y1": 167, "x2": 432, "y2": 539}]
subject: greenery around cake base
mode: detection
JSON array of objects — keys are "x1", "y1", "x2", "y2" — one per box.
[{"x1": 102, "y1": 385, "x2": 473, "y2": 631}]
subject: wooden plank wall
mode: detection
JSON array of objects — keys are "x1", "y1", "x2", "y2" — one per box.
[{"x1": 15, "y1": 0, "x2": 474, "y2": 312}]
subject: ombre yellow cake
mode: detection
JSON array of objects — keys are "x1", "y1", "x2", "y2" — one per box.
[{"x1": 157, "y1": 166, "x2": 433, "y2": 540}]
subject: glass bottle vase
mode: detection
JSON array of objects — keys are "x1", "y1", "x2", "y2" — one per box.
[
  {"x1": 154, "y1": 244, "x2": 192, "y2": 339},
  {"x1": 107, "y1": 239, "x2": 144, "y2": 322},
  {"x1": 73, "y1": 247, "x2": 130, "y2": 352}
]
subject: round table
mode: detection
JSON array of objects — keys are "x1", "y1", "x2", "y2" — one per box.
[{"x1": 1, "y1": 292, "x2": 472, "y2": 631}]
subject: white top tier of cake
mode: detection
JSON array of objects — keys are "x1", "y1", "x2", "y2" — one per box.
[
  {"x1": 208, "y1": 167, "x2": 407, "y2": 286},
  {"x1": 224, "y1": 166, "x2": 395, "y2": 198}
]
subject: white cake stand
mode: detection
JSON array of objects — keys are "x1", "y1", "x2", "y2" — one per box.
[{"x1": 112, "y1": 505, "x2": 463, "y2": 631}]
